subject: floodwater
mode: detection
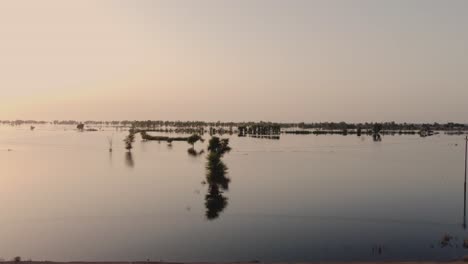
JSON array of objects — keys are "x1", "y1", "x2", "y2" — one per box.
[{"x1": 0, "y1": 125, "x2": 467, "y2": 262}]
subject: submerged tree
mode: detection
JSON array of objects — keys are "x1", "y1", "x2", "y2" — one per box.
[
  {"x1": 188, "y1": 134, "x2": 204, "y2": 147},
  {"x1": 107, "y1": 135, "x2": 113, "y2": 152},
  {"x1": 187, "y1": 134, "x2": 205, "y2": 156},
  {"x1": 123, "y1": 128, "x2": 136, "y2": 167},
  {"x1": 356, "y1": 126, "x2": 362, "y2": 137},
  {"x1": 204, "y1": 136, "x2": 232, "y2": 220},
  {"x1": 77, "y1": 123, "x2": 85, "y2": 131},
  {"x1": 205, "y1": 152, "x2": 230, "y2": 220},
  {"x1": 207, "y1": 137, "x2": 231, "y2": 157},
  {"x1": 372, "y1": 123, "x2": 383, "y2": 141},
  {"x1": 373, "y1": 123, "x2": 383, "y2": 135},
  {"x1": 124, "y1": 129, "x2": 136, "y2": 152}
]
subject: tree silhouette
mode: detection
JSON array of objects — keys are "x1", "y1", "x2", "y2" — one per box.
[
  {"x1": 207, "y1": 137, "x2": 231, "y2": 157},
  {"x1": 187, "y1": 134, "x2": 205, "y2": 156},
  {"x1": 372, "y1": 123, "x2": 383, "y2": 141},
  {"x1": 124, "y1": 129, "x2": 136, "y2": 152},
  {"x1": 77, "y1": 123, "x2": 84, "y2": 131},
  {"x1": 187, "y1": 134, "x2": 204, "y2": 147},
  {"x1": 204, "y1": 136, "x2": 232, "y2": 220}
]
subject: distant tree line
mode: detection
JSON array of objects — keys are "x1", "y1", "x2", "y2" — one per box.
[
  {"x1": 1, "y1": 119, "x2": 466, "y2": 132},
  {"x1": 295, "y1": 121, "x2": 466, "y2": 131},
  {"x1": 0, "y1": 120, "x2": 48, "y2": 125}
]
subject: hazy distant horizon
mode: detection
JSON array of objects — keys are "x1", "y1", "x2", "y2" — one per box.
[
  {"x1": 1, "y1": 0, "x2": 467, "y2": 122},
  {"x1": 1, "y1": 118, "x2": 467, "y2": 125}
]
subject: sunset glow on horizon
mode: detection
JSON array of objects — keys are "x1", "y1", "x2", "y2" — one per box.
[{"x1": 1, "y1": 0, "x2": 468, "y2": 123}]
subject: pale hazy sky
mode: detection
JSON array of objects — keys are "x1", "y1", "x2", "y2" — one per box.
[{"x1": 1, "y1": 0, "x2": 467, "y2": 122}]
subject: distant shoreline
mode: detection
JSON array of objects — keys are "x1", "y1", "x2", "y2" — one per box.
[
  {"x1": 1, "y1": 120, "x2": 467, "y2": 132},
  {"x1": 2, "y1": 121, "x2": 468, "y2": 141}
]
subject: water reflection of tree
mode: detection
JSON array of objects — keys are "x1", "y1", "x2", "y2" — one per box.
[
  {"x1": 125, "y1": 152, "x2": 134, "y2": 168},
  {"x1": 204, "y1": 137, "x2": 231, "y2": 220}
]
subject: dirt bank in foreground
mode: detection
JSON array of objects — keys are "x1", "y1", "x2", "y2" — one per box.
[{"x1": 1, "y1": 261, "x2": 468, "y2": 264}]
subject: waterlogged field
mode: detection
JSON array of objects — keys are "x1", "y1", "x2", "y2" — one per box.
[{"x1": 0, "y1": 125, "x2": 467, "y2": 262}]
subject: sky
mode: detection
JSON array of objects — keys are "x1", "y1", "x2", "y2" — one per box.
[{"x1": 0, "y1": 0, "x2": 467, "y2": 123}]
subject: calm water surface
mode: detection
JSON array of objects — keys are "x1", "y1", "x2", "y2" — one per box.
[{"x1": 0, "y1": 125, "x2": 467, "y2": 261}]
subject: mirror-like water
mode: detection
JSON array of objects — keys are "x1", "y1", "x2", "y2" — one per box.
[{"x1": 0, "y1": 125, "x2": 467, "y2": 261}]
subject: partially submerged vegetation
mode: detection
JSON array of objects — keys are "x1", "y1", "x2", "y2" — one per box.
[
  {"x1": 76, "y1": 123, "x2": 98, "y2": 132},
  {"x1": 76, "y1": 123, "x2": 84, "y2": 131},
  {"x1": 187, "y1": 134, "x2": 205, "y2": 156},
  {"x1": 204, "y1": 136, "x2": 231, "y2": 220},
  {"x1": 124, "y1": 128, "x2": 136, "y2": 152},
  {"x1": 3, "y1": 120, "x2": 467, "y2": 140},
  {"x1": 238, "y1": 124, "x2": 281, "y2": 136},
  {"x1": 140, "y1": 131, "x2": 190, "y2": 142},
  {"x1": 2, "y1": 119, "x2": 466, "y2": 131},
  {"x1": 123, "y1": 129, "x2": 136, "y2": 168},
  {"x1": 207, "y1": 137, "x2": 231, "y2": 156},
  {"x1": 139, "y1": 130, "x2": 206, "y2": 155},
  {"x1": 107, "y1": 135, "x2": 113, "y2": 152}
]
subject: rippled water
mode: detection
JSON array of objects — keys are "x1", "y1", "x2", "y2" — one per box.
[{"x1": 0, "y1": 125, "x2": 467, "y2": 261}]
